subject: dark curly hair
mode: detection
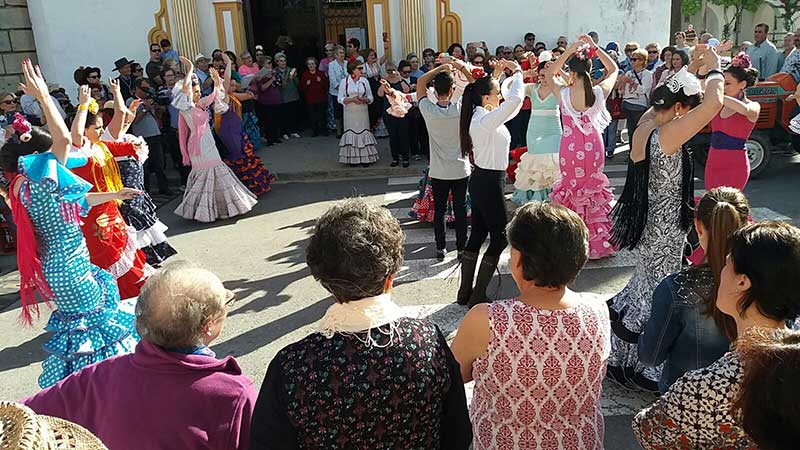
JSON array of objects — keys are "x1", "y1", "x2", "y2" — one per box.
[
  {"x1": 306, "y1": 197, "x2": 404, "y2": 302},
  {"x1": 727, "y1": 221, "x2": 800, "y2": 322},
  {"x1": 507, "y1": 202, "x2": 588, "y2": 287},
  {"x1": 725, "y1": 65, "x2": 759, "y2": 88}
]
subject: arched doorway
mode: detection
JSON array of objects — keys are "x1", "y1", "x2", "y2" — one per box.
[{"x1": 244, "y1": 0, "x2": 368, "y2": 63}]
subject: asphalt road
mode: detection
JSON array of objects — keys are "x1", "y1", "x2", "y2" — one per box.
[{"x1": 0, "y1": 151, "x2": 797, "y2": 449}]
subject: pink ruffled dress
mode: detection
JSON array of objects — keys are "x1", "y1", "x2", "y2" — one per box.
[
  {"x1": 550, "y1": 86, "x2": 615, "y2": 259},
  {"x1": 172, "y1": 85, "x2": 257, "y2": 223}
]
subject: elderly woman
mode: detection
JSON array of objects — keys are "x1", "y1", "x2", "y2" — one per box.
[
  {"x1": 620, "y1": 48, "x2": 653, "y2": 140},
  {"x1": 328, "y1": 45, "x2": 348, "y2": 137},
  {"x1": 274, "y1": 52, "x2": 301, "y2": 140},
  {"x1": 250, "y1": 197, "x2": 471, "y2": 449},
  {"x1": 452, "y1": 202, "x2": 611, "y2": 450},
  {"x1": 23, "y1": 262, "x2": 257, "y2": 449},
  {"x1": 338, "y1": 60, "x2": 379, "y2": 167},
  {"x1": 633, "y1": 221, "x2": 800, "y2": 449}
]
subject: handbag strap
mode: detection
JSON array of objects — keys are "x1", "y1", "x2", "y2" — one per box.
[{"x1": 631, "y1": 70, "x2": 649, "y2": 104}]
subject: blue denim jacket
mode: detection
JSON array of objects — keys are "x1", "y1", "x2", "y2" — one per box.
[{"x1": 638, "y1": 266, "x2": 731, "y2": 393}]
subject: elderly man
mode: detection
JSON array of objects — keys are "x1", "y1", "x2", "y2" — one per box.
[
  {"x1": 747, "y1": 23, "x2": 779, "y2": 80},
  {"x1": 23, "y1": 262, "x2": 257, "y2": 450}
]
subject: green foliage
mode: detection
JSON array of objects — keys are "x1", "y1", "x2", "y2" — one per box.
[
  {"x1": 682, "y1": 0, "x2": 704, "y2": 16},
  {"x1": 709, "y1": 0, "x2": 765, "y2": 11}
]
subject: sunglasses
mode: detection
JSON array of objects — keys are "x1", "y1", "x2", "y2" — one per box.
[
  {"x1": 632, "y1": 57, "x2": 644, "y2": 61},
  {"x1": 134, "y1": 67, "x2": 144, "y2": 72},
  {"x1": 1, "y1": 99, "x2": 16, "y2": 105},
  {"x1": 87, "y1": 75, "x2": 99, "y2": 79},
  {"x1": 224, "y1": 290, "x2": 237, "y2": 308},
  {"x1": 356, "y1": 66, "x2": 364, "y2": 71},
  {"x1": 625, "y1": 48, "x2": 636, "y2": 52},
  {"x1": 151, "y1": 48, "x2": 161, "y2": 53},
  {"x1": 648, "y1": 50, "x2": 659, "y2": 54}
]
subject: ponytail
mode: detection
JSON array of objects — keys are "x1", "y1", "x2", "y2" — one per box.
[
  {"x1": 460, "y1": 83, "x2": 477, "y2": 157},
  {"x1": 567, "y1": 55, "x2": 595, "y2": 106},
  {"x1": 695, "y1": 187, "x2": 750, "y2": 341}
]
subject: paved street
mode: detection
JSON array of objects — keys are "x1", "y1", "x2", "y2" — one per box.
[{"x1": 0, "y1": 136, "x2": 797, "y2": 448}]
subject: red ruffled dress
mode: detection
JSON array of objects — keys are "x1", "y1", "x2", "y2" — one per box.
[{"x1": 71, "y1": 141, "x2": 152, "y2": 299}]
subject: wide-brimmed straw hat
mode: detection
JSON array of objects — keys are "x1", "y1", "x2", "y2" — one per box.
[{"x1": 0, "y1": 402, "x2": 108, "y2": 450}]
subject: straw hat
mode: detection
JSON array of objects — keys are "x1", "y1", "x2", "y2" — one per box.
[{"x1": 0, "y1": 402, "x2": 107, "y2": 450}]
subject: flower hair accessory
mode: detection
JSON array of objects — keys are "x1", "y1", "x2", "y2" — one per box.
[
  {"x1": 471, "y1": 67, "x2": 486, "y2": 79},
  {"x1": 86, "y1": 98, "x2": 99, "y2": 115},
  {"x1": 661, "y1": 67, "x2": 702, "y2": 102},
  {"x1": 574, "y1": 42, "x2": 597, "y2": 61},
  {"x1": 12, "y1": 113, "x2": 31, "y2": 142},
  {"x1": 731, "y1": 52, "x2": 752, "y2": 69}
]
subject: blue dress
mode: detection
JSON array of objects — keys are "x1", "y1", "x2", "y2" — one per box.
[{"x1": 15, "y1": 152, "x2": 139, "y2": 388}]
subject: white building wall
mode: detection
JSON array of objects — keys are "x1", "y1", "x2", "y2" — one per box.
[
  {"x1": 28, "y1": 0, "x2": 161, "y2": 95},
  {"x1": 450, "y1": 0, "x2": 670, "y2": 51}
]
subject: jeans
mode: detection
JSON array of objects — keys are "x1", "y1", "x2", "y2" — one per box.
[
  {"x1": 307, "y1": 101, "x2": 327, "y2": 135},
  {"x1": 603, "y1": 119, "x2": 619, "y2": 155},
  {"x1": 431, "y1": 177, "x2": 469, "y2": 251},
  {"x1": 466, "y1": 167, "x2": 508, "y2": 257},
  {"x1": 143, "y1": 135, "x2": 169, "y2": 193},
  {"x1": 383, "y1": 113, "x2": 410, "y2": 162}
]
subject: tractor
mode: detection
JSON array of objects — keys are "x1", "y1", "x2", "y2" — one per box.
[{"x1": 687, "y1": 72, "x2": 799, "y2": 179}]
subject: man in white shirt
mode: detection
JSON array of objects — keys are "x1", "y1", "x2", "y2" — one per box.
[{"x1": 415, "y1": 59, "x2": 472, "y2": 261}]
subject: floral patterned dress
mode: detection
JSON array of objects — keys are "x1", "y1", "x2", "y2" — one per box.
[
  {"x1": 550, "y1": 86, "x2": 615, "y2": 259},
  {"x1": 250, "y1": 317, "x2": 471, "y2": 450},
  {"x1": 633, "y1": 351, "x2": 757, "y2": 449},
  {"x1": 470, "y1": 298, "x2": 611, "y2": 450}
]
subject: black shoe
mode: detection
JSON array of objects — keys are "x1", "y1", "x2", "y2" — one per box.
[
  {"x1": 402, "y1": 159, "x2": 410, "y2": 168},
  {"x1": 361, "y1": 163, "x2": 370, "y2": 168},
  {"x1": 606, "y1": 151, "x2": 615, "y2": 159},
  {"x1": 629, "y1": 373, "x2": 661, "y2": 394},
  {"x1": 467, "y1": 255, "x2": 500, "y2": 308},
  {"x1": 274, "y1": 139, "x2": 283, "y2": 144},
  {"x1": 390, "y1": 159, "x2": 399, "y2": 167},
  {"x1": 456, "y1": 251, "x2": 478, "y2": 305},
  {"x1": 605, "y1": 365, "x2": 631, "y2": 389},
  {"x1": 435, "y1": 248, "x2": 446, "y2": 261},
  {"x1": 457, "y1": 250, "x2": 464, "y2": 261},
  {"x1": 349, "y1": 163, "x2": 360, "y2": 167}
]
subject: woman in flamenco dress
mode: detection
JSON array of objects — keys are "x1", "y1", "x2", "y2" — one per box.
[
  {"x1": 546, "y1": 36, "x2": 618, "y2": 259},
  {"x1": 172, "y1": 56, "x2": 257, "y2": 222},
  {"x1": 77, "y1": 81, "x2": 177, "y2": 266},
  {"x1": 216, "y1": 53, "x2": 276, "y2": 196},
  {"x1": 69, "y1": 84, "x2": 152, "y2": 300},
  {"x1": 3, "y1": 59, "x2": 140, "y2": 388}
]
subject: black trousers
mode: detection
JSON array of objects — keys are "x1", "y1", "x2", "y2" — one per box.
[
  {"x1": 278, "y1": 101, "x2": 299, "y2": 135},
  {"x1": 383, "y1": 113, "x2": 410, "y2": 162},
  {"x1": 307, "y1": 101, "x2": 327, "y2": 135},
  {"x1": 143, "y1": 135, "x2": 168, "y2": 193},
  {"x1": 466, "y1": 167, "x2": 508, "y2": 257},
  {"x1": 256, "y1": 103, "x2": 280, "y2": 143},
  {"x1": 431, "y1": 176, "x2": 469, "y2": 251},
  {"x1": 408, "y1": 107, "x2": 429, "y2": 157},
  {"x1": 508, "y1": 108, "x2": 530, "y2": 148},
  {"x1": 164, "y1": 126, "x2": 189, "y2": 185}
]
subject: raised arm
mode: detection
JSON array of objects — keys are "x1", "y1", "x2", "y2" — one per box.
[
  {"x1": 71, "y1": 85, "x2": 91, "y2": 147},
  {"x1": 594, "y1": 46, "x2": 620, "y2": 97},
  {"x1": 222, "y1": 53, "x2": 233, "y2": 94},
  {"x1": 416, "y1": 63, "x2": 451, "y2": 100},
  {"x1": 659, "y1": 47, "x2": 724, "y2": 153},
  {"x1": 179, "y1": 56, "x2": 194, "y2": 97},
  {"x1": 479, "y1": 60, "x2": 524, "y2": 130},
  {"x1": 722, "y1": 95, "x2": 760, "y2": 122},
  {"x1": 86, "y1": 187, "x2": 141, "y2": 206},
  {"x1": 18, "y1": 59, "x2": 70, "y2": 163},
  {"x1": 105, "y1": 78, "x2": 126, "y2": 140}
]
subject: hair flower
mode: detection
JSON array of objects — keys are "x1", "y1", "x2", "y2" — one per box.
[
  {"x1": 471, "y1": 67, "x2": 486, "y2": 79},
  {"x1": 12, "y1": 113, "x2": 31, "y2": 142},
  {"x1": 86, "y1": 98, "x2": 99, "y2": 115},
  {"x1": 731, "y1": 52, "x2": 752, "y2": 69}
]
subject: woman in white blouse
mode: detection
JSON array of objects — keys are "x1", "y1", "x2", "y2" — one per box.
[
  {"x1": 338, "y1": 60, "x2": 379, "y2": 167},
  {"x1": 620, "y1": 48, "x2": 653, "y2": 140},
  {"x1": 456, "y1": 59, "x2": 524, "y2": 307}
]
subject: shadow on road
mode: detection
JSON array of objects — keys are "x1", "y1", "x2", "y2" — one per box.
[
  {"x1": 224, "y1": 266, "x2": 312, "y2": 317},
  {"x1": 212, "y1": 295, "x2": 333, "y2": 359},
  {"x1": 0, "y1": 332, "x2": 48, "y2": 373}
]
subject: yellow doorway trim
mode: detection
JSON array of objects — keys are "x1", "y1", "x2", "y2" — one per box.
[
  {"x1": 214, "y1": 1, "x2": 247, "y2": 56},
  {"x1": 437, "y1": 0, "x2": 462, "y2": 50},
  {"x1": 147, "y1": 0, "x2": 172, "y2": 46}
]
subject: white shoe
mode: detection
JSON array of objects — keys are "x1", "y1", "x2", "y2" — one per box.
[
  {"x1": 290, "y1": 133, "x2": 301, "y2": 138},
  {"x1": 282, "y1": 134, "x2": 290, "y2": 140}
]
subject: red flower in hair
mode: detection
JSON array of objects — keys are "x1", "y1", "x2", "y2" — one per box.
[{"x1": 471, "y1": 67, "x2": 486, "y2": 79}]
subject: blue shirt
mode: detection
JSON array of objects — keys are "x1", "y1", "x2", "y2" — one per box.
[
  {"x1": 747, "y1": 40, "x2": 780, "y2": 80},
  {"x1": 162, "y1": 49, "x2": 179, "y2": 63}
]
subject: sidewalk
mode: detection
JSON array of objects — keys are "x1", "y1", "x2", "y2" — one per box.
[{"x1": 258, "y1": 134, "x2": 430, "y2": 182}]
